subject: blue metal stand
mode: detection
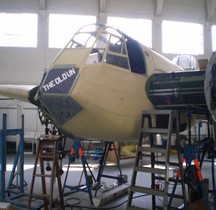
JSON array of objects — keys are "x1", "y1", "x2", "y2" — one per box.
[
  {"x1": 63, "y1": 140, "x2": 126, "y2": 204},
  {"x1": 197, "y1": 118, "x2": 216, "y2": 210},
  {"x1": 94, "y1": 141, "x2": 124, "y2": 197},
  {"x1": 199, "y1": 138, "x2": 216, "y2": 210},
  {"x1": 0, "y1": 113, "x2": 25, "y2": 201},
  {"x1": 63, "y1": 140, "x2": 96, "y2": 204},
  {"x1": 183, "y1": 145, "x2": 211, "y2": 210},
  {"x1": 181, "y1": 109, "x2": 211, "y2": 210}
]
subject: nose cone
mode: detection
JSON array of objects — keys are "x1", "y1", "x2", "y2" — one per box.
[{"x1": 36, "y1": 66, "x2": 83, "y2": 128}]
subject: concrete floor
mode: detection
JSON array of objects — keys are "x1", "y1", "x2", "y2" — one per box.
[{"x1": 3, "y1": 152, "x2": 216, "y2": 210}]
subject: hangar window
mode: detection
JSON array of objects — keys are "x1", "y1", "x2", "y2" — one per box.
[
  {"x1": 0, "y1": 13, "x2": 38, "y2": 47},
  {"x1": 107, "y1": 17, "x2": 152, "y2": 47},
  {"x1": 162, "y1": 20, "x2": 204, "y2": 55},
  {"x1": 49, "y1": 14, "x2": 96, "y2": 48},
  {"x1": 212, "y1": 25, "x2": 216, "y2": 52}
]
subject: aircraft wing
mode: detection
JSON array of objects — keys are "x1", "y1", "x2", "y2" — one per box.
[{"x1": 0, "y1": 84, "x2": 36, "y2": 103}]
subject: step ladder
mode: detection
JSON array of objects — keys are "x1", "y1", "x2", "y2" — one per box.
[
  {"x1": 127, "y1": 109, "x2": 187, "y2": 210},
  {"x1": 27, "y1": 135, "x2": 64, "y2": 210}
]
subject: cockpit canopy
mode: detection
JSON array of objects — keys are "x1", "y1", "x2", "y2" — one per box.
[{"x1": 66, "y1": 24, "x2": 146, "y2": 74}]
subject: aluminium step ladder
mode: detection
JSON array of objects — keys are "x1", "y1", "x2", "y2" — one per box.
[
  {"x1": 127, "y1": 109, "x2": 187, "y2": 210},
  {"x1": 27, "y1": 135, "x2": 64, "y2": 210}
]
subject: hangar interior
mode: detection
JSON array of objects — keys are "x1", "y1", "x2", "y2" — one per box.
[{"x1": 0, "y1": 0, "x2": 216, "y2": 209}]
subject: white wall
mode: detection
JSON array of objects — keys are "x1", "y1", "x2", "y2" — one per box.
[
  {"x1": 0, "y1": 0, "x2": 215, "y2": 135},
  {"x1": 0, "y1": 99, "x2": 44, "y2": 141},
  {"x1": 0, "y1": 0, "x2": 215, "y2": 84}
]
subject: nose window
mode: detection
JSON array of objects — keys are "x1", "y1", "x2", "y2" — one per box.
[
  {"x1": 86, "y1": 32, "x2": 129, "y2": 69},
  {"x1": 87, "y1": 49, "x2": 104, "y2": 64},
  {"x1": 104, "y1": 54, "x2": 129, "y2": 69},
  {"x1": 70, "y1": 24, "x2": 130, "y2": 69},
  {"x1": 108, "y1": 36, "x2": 126, "y2": 54},
  {"x1": 103, "y1": 35, "x2": 129, "y2": 69}
]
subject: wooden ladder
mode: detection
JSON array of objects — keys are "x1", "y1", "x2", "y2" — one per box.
[{"x1": 27, "y1": 135, "x2": 64, "y2": 210}]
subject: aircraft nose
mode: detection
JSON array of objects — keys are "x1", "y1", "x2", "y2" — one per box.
[{"x1": 35, "y1": 66, "x2": 83, "y2": 126}]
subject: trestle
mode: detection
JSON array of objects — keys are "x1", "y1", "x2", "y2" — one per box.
[{"x1": 27, "y1": 135, "x2": 64, "y2": 210}]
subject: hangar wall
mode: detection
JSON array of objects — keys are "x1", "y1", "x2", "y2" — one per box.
[
  {"x1": 0, "y1": 0, "x2": 215, "y2": 136},
  {"x1": 0, "y1": 0, "x2": 215, "y2": 84}
]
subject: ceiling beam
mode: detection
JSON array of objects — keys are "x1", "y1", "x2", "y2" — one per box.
[
  {"x1": 39, "y1": 0, "x2": 47, "y2": 11},
  {"x1": 205, "y1": 0, "x2": 216, "y2": 23},
  {"x1": 155, "y1": 0, "x2": 164, "y2": 26},
  {"x1": 98, "y1": 0, "x2": 106, "y2": 24},
  {"x1": 99, "y1": 0, "x2": 106, "y2": 13},
  {"x1": 155, "y1": 0, "x2": 164, "y2": 17}
]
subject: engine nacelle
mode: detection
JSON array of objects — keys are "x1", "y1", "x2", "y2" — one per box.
[
  {"x1": 204, "y1": 51, "x2": 216, "y2": 122},
  {"x1": 145, "y1": 51, "x2": 216, "y2": 129}
]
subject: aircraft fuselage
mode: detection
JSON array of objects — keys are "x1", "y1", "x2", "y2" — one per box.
[{"x1": 34, "y1": 24, "x2": 183, "y2": 141}]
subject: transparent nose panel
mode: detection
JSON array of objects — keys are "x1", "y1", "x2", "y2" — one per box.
[{"x1": 66, "y1": 24, "x2": 130, "y2": 69}]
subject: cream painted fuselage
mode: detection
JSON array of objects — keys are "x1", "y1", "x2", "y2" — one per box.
[
  {"x1": 34, "y1": 25, "x2": 183, "y2": 141},
  {"x1": 63, "y1": 62, "x2": 151, "y2": 141},
  {"x1": 0, "y1": 24, "x2": 184, "y2": 142}
]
